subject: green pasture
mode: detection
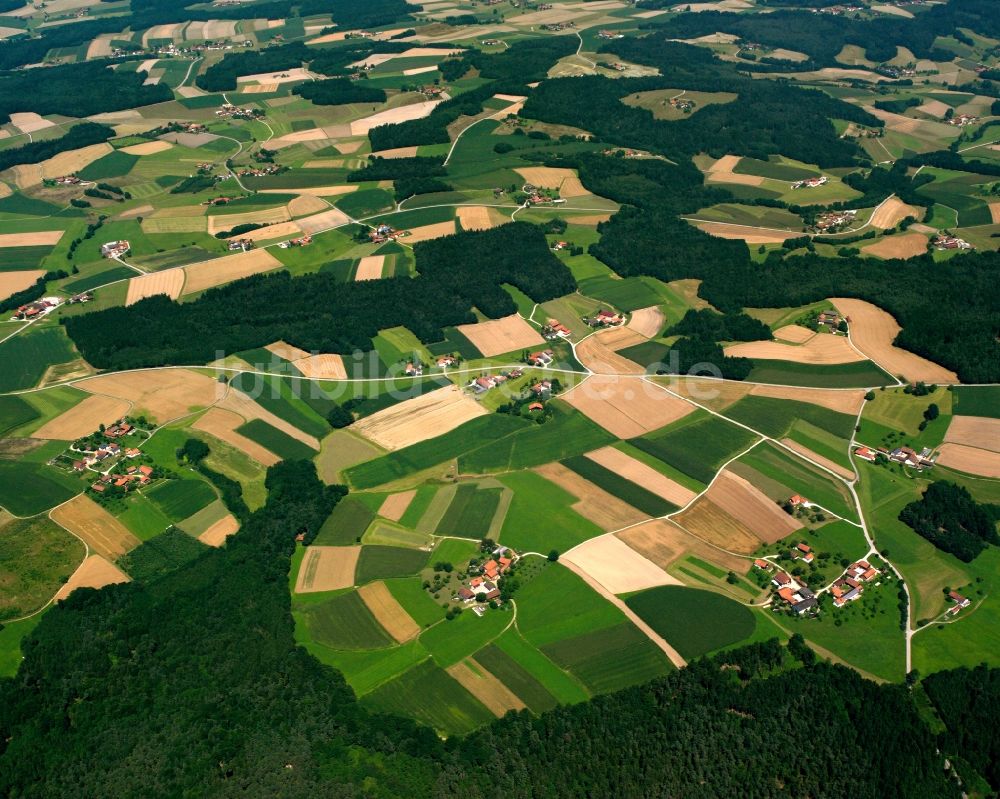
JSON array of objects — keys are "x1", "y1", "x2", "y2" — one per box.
[
  {"x1": 746, "y1": 359, "x2": 892, "y2": 388},
  {"x1": 385, "y1": 577, "x2": 447, "y2": 628},
  {"x1": 0, "y1": 325, "x2": 79, "y2": 393},
  {"x1": 300, "y1": 590, "x2": 394, "y2": 650},
  {"x1": 420, "y1": 605, "x2": 510, "y2": 668},
  {"x1": 497, "y1": 471, "x2": 604, "y2": 553},
  {"x1": 726, "y1": 395, "x2": 856, "y2": 440},
  {"x1": 491, "y1": 627, "x2": 590, "y2": 705},
  {"x1": 146, "y1": 478, "x2": 216, "y2": 523},
  {"x1": 230, "y1": 373, "x2": 330, "y2": 438},
  {"x1": 0, "y1": 461, "x2": 80, "y2": 516},
  {"x1": 355, "y1": 545, "x2": 429, "y2": 583},
  {"x1": 952, "y1": 386, "x2": 1000, "y2": 419},
  {"x1": 314, "y1": 496, "x2": 377, "y2": 546},
  {"x1": 116, "y1": 493, "x2": 174, "y2": 541},
  {"x1": 0, "y1": 395, "x2": 40, "y2": 437},
  {"x1": 473, "y1": 640, "x2": 560, "y2": 713},
  {"x1": 515, "y1": 564, "x2": 622, "y2": 648},
  {"x1": 561, "y1": 455, "x2": 675, "y2": 517},
  {"x1": 236, "y1": 419, "x2": 318, "y2": 460},
  {"x1": 0, "y1": 515, "x2": 84, "y2": 622},
  {"x1": 309, "y1": 639, "x2": 429, "y2": 697},
  {"x1": 435, "y1": 483, "x2": 505, "y2": 537}
]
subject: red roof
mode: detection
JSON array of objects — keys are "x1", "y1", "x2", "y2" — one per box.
[
  {"x1": 139, "y1": 465, "x2": 153, "y2": 476},
  {"x1": 778, "y1": 587, "x2": 795, "y2": 603},
  {"x1": 797, "y1": 543, "x2": 811, "y2": 553}
]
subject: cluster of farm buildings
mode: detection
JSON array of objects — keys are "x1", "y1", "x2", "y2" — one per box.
[
  {"x1": 10, "y1": 296, "x2": 61, "y2": 321},
  {"x1": 791, "y1": 176, "x2": 829, "y2": 190},
  {"x1": 813, "y1": 209, "x2": 857, "y2": 232},
  {"x1": 932, "y1": 235, "x2": 973, "y2": 251},
  {"x1": 455, "y1": 548, "x2": 518, "y2": 612},
  {"x1": 216, "y1": 103, "x2": 263, "y2": 120},
  {"x1": 278, "y1": 235, "x2": 313, "y2": 249},
  {"x1": 854, "y1": 444, "x2": 937, "y2": 470},
  {"x1": 830, "y1": 559, "x2": 881, "y2": 607},
  {"x1": 369, "y1": 224, "x2": 409, "y2": 243},
  {"x1": 100, "y1": 240, "x2": 131, "y2": 259}
]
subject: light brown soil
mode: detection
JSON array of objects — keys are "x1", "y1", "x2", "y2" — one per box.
[
  {"x1": 241, "y1": 83, "x2": 278, "y2": 93},
  {"x1": 0, "y1": 230, "x2": 64, "y2": 247},
  {"x1": 120, "y1": 140, "x2": 173, "y2": 156},
  {"x1": 206, "y1": 207, "x2": 290, "y2": 235},
  {"x1": 535, "y1": 461, "x2": 648, "y2": 531},
  {"x1": 51, "y1": 494, "x2": 141, "y2": 559},
  {"x1": 665, "y1": 376, "x2": 752, "y2": 411},
  {"x1": 404, "y1": 220, "x2": 456, "y2": 242},
  {"x1": 80, "y1": 368, "x2": 220, "y2": 423},
  {"x1": 117, "y1": 204, "x2": 154, "y2": 220},
  {"x1": 616, "y1": 517, "x2": 750, "y2": 575},
  {"x1": 217, "y1": 388, "x2": 321, "y2": 449},
  {"x1": 944, "y1": 416, "x2": 1000, "y2": 453},
  {"x1": 287, "y1": 194, "x2": 329, "y2": 217},
  {"x1": 297, "y1": 207, "x2": 352, "y2": 235},
  {"x1": 750, "y1": 383, "x2": 865, "y2": 415},
  {"x1": 706, "y1": 171, "x2": 764, "y2": 187},
  {"x1": 574, "y1": 331, "x2": 645, "y2": 375},
  {"x1": 831, "y1": 297, "x2": 959, "y2": 383},
  {"x1": 697, "y1": 222, "x2": 799, "y2": 244},
  {"x1": 991, "y1": 202, "x2": 1000, "y2": 224},
  {"x1": 358, "y1": 581, "x2": 420, "y2": 642},
  {"x1": 861, "y1": 233, "x2": 928, "y2": 260},
  {"x1": 673, "y1": 496, "x2": 765, "y2": 554},
  {"x1": 352, "y1": 384, "x2": 486, "y2": 451},
  {"x1": 626, "y1": 306, "x2": 665, "y2": 339},
  {"x1": 773, "y1": 324, "x2": 815, "y2": 344},
  {"x1": 192, "y1": 408, "x2": 280, "y2": 466},
  {"x1": 562, "y1": 375, "x2": 694, "y2": 439},
  {"x1": 780, "y1": 438, "x2": 855, "y2": 480},
  {"x1": 9, "y1": 112, "x2": 55, "y2": 134},
  {"x1": 350, "y1": 100, "x2": 442, "y2": 136},
  {"x1": 457, "y1": 205, "x2": 498, "y2": 231},
  {"x1": 0, "y1": 269, "x2": 44, "y2": 301},
  {"x1": 197, "y1": 514, "x2": 240, "y2": 547},
  {"x1": 447, "y1": 661, "x2": 526, "y2": 717},
  {"x1": 292, "y1": 354, "x2": 348, "y2": 379},
  {"x1": 182, "y1": 249, "x2": 282, "y2": 296},
  {"x1": 236, "y1": 66, "x2": 313, "y2": 84},
  {"x1": 370, "y1": 146, "x2": 420, "y2": 158},
  {"x1": 706, "y1": 154, "x2": 741, "y2": 173},
  {"x1": 265, "y1": 341, "x2": 311, "y2": 361},
  {"x1": 294, "y1": 546, "x2": 360, "y2": 592},
  {"x1": 725, "y1": 333, "x2": 864, "y2": 364},
  {"x1": 514, "y1": 166, "x2": 578, "y2": 193},
  {"x1": 705, "y1": 470, "x2": 801, "y2": 543},
  {"x1": 565, "y1": 212, "x2": 612, "y2": 225},
  {"x1": 457, "y1": 314, "x2": 544, "y2": 357},
  {"x1": 563, "y1": 533, "x2": 679, "y2": 594},
  {"x1": 935, "y1": 443, "x2": 1000, "y2": 478},
  {"x1": 378, "y1": 490, "x2": 417, "y2": 521},
  {"x1": 354, "y1": 255, "x2": 385, "y2": 281},
  {"x1": 126, "y1": 269, "x2": 185, "y2": 305},
  {"x1": 55, "y1": 555, "x2": 129, "y2": 602},
  {"x1": 916, "y1": 99, "x2": 950, "y2": 118},
  {"x1": 231, "y1": 221, "x2": 303, "y2": 243},
  {"x1": 585, "y1": 446, "x2": 697, "y2": 507},
  {"x1": 32, "y1": 394, "x2": 131, "y2": 440}
]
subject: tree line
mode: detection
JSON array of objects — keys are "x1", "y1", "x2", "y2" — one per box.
[{"x1": 0, "y1": 122, "x2": 114, "y2": 172}]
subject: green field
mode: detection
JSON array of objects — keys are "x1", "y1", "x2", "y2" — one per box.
[
  {"x1": 314, "y1": 496, "x2": 376, "y2": 545},
  {"x1": 0, "y1": 326, "x2": 79, "y2": 393},
  {"x1": 385, "y1": 577, "x2": 447, "y2": 628},
  {"x1": 146, "y1": 478, "x2": 216, "y2": 523},
  {"x1": 746, "y1": 359, "x2": 892, "y2": 388},
  {"x1": 62, "y1": 266, "x2": 135, "y2": 294},
  {"x1": 952, "y1": 386, "x2": 1000, "y2": 419},
  {"x1": 625, "y1": 585, "x2": 756, "y2": 660},
  {"x1": 355, "y1": 545, "x2": 429, "y2": 583},
  {"x1": 117, "y1": 528, "x2": 208, "y2": 582},
  {"x1": 0, "y1": 515, "x2": 84, "y2": 621},
  {"x1": 497, "y1": 471, "x2": 605, "y2": 553},
  {"x1": 236, "y1": 419, "x2": 318, "y2": 460},
  {"x1": 630, "y1": 411, "x2": 759, "y2": 485},
  {"x1": 473, "y1": 641, "x2": 560, "y2": 713},
  {"x1": 116, "y1": 493, "x2": 175, "y2": 541},
  {"x1": 362, "y1": 658, "x2": 494, "y2": 736},
  {"x1": 540, "y1": 622, "x2": 672, "y2": 694},
  {"x1": 230, "y1": 374, "x2": 330, "y2": 438},
  {"x1": 573, "y1": 452, "x2": 679, "y2": 514},
  {"x1": 732, "y1": 442, "x2": 857, "y2": 521},
  {"x1": 419, "y1": 604, "x2": 510, "y2": 668},
  {"x1": 492, "y1": 627, "x2": 590, "y2": 705},
  {"x1": 0, "y1": 395, "x2": 40, "y2": 437},
  {"x1": 726, "y1": 395, "x2": 856, "y2": 440},
  {"x1": 435, "y1": 483, "x2": 504, "y2": 537},
  {"x1": 76, "y1": 150, "x2": 140, "y2": 180},
  {"x1": 515, "y1": 564, "x2": 623, "y2": 648},
  {"x1": 0, "y1": 461, "x2": 80, "y2": 516},
  {"x1": 578, "y1": 274, "x2": 680, "y2": 312},
  {"x1": 300, "y1": 590, "x2": 394, "y2": 650}
]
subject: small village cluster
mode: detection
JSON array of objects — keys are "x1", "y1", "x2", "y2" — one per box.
[
  {"x1": 278, "y1": 235, "x2": 313, "y2": 249},
  {"x1": 791, "y1": 176, "x2": 829, "y2": 190},
  {"x1": 100, "y1": 240, "x2": 131, "y2": 259},
  {"x1": 455, "y1": 548, "x2": 518, "y2": 614},
  {"x1": 932, "y1": 234, "x2": 973, "y2": 251},
  {"x1": 831, "y1": 559, "x2": 881, "y2": 607},
  {"x1": 854, "y1": 444, "x2": 937, "y2": 470},
  {"x1": 521, "y1": 182, "x2": 564, "y2": 206},
  {"x1": 215, "y1": 103, "x2": 263, "y2": 120},
  {"x1": 11, "y1": 296, "x2": 61, "y2": 321},
  {"x1": 542, "y1": 21, "x2": 575, "y2": 31},
  {"x1": 597, "y1": 30, "x2": 624, "y2": 40},
  {"x1": 227, "y1": 238, "x2": 256, "y2": 252},
  {"x1": 754, "y1": 562, "x2": 818, "y2": 615},
  {"x1": 541, "y1": 318, "x2": 572, "y2": 340},
  {"x1": 49, "y1": 175, "x2": 82, "y2": 186},
  {"x1": 813, "y1": 209, "x2": 857, "y2": 232},
  {"x1": 369, "y1": 223, "x2": 409, "y2": 243},
  {"x1": 468, "y1": 367, "x2": 524, "y2": 393},
  {"x1": 238, "y1": 165, "x2": 285, "y2": 178},
  {"x1": 947, "y1": 114, "x2": 979, "y2": 127}
]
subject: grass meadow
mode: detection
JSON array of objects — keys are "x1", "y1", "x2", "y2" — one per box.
[
  {"x1": 355, "y1": 545, "x2": 429, "y2": 583},
  {"x1": 237, "y1": 419, "x2": 318, "y2": 460}
]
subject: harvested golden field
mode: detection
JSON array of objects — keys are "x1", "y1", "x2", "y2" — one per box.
[
  {"x1": 936, "y1": 443, "x2": 1000, "y2": 478},
  {"x1": 457, "y1": 205, "x2": 502, "y2": 231},
  {"x1": 358, "y1": 581, "x2": 420, "y2": 643},
  {"x1": 750, "y1": 383, "x2": 865, "y2": 415},
  {"x1": 626, "y1": 306, "x2": 665, "y2": 339},
  {"x1": 192, "y1": 408, "x2": 280, "y2": 466},
  {"x1": 335, "y1": 139, "x2": 365, "y2": 154},
  {"x1": 12, "y1": 143, "x2": 113, "y2": 187},
  {"x1": 79, "y1": 368, "x2": 220, "y2": 423},
  {"x1": 534, "y1": 461, "x2": 648, "y2": 531},
  {"x1": 296, "y1": 207, "x2": 352, "y2": 235},
  {"x1": 261, "y1": 185, "x2": 358, "y2": 198},
  {"x1": 616, "y1": 518, "x2": 750, "y2": 575},
  {"x1": 9, "y1": 111, "x2": 55, "y2": 134},
  {"x1": 563, "y1": 533, "x2": 679, "y2": 594},
  {"x1": 206, "y1": 207, "x2": 290, "y2": 235},
  {"x1": 231, "y1": 221, "x2": 303, "y2": 243},
  {"x1": 666, "y1": 376, "x2": 752, "y2": 411},
  {"x1": 944, "y1": 416, "x2": 1000, "y2": 453},
  {"x1": 265, "y1": 340, "x2": 310, "y2": 361},
  {"x1": 378, "y1": 490, "x2": 416, "y2": 521},
  {"x1": 118, "y1": 204, "x2": 154, "y2": 220},
  {"x1": 352, "y1": 385, "x2": 486, "y2": 450},
  {"x1": 126, "y1": 269, "x2": 185, "y2": 305},
  {"x1": 350, "y1": 100, "x2": 442, "y2": 136},
  {"x1": 696, "y1": 222, "x2": 798, "y2": 244},
  {"x1": 831, "y1": 297, "x2": 959, "y2": 383},
  {"x1": 198, "y1": 514, "x2": 240, "y2": 547},
  {"x1": 236, "y1": 66, "x2": 313, "y2": 84},
  {"x1": 182, "y1": 249, "x2": 282, "y2": 296},
  {"x1": 585, "y1": 446, "x2": 698, "y2": 507},
  {"x1": 447, "y1": 661, "x2": 526, "y2": 717},
  {"x1": 287, "y1": 193, "x2": 329, "y2": 217},
  {"x1": 725, "y1": 333, "x2": 864, "y2": 364},
  {"x1": 563, "y1": 375, "x2": 694, "y2": 439},
  {"x1": 0, "y1": 230, "x2": 63, "y2": 247},
  {"x1": 241, "y1": 83, "x2": 279, "y2": 93},
  {"x1": 706, "y1": 171, "x2": 764, "y2": 187},
  {"x1": 705, "y1": 470, "x2": 801, "y2": 543},
  {"x1": 55, "y1": 555, "x2": 129, "y2": 602},
  {"x1": 673, "y1": 497, "x2": 763, "y2": 555},
  {"x1": 780, "y1": 438, "x2": 855, "y2": 480},
  {"x1": 370, "y1": 146, "x2": 419, "y2": 158},
  {"x1": 991, "y1": 202, "x2": 1000, "y2": 224},
  {"x1": 294, "y1": 546, "x2": 360, "y2": 592},
  {"x1": 773, "y1": 324, "x2": 815, "y2": 344},
  {"x1": 354, "y1": 255, "x2": 385, "y2": 281},
  {"x1": 32, "y1": 394, "x2": 131, "y2": 440},
  {"x1": 514, "y1": 166, "x2": 577, "y2": 193},
  {"x1": 861, "y1": 233, "x2": 928, "y2": 260},
  {"x1": 405, "y1": 220, "x2": 456, "y2": 242},
  {"x1": 456, "y1": 314, "x2": 544, "y2": 357},
  {"x1": 574, "y1": 330, "x2": 644, "y2": 375},
  {"x1": 292, "y1": 354, "x2": 348, "y2": 379},
  {"x1": 0, "y1": 269, "x2": 43, "y2": 301},
  {"x1": 218, "y1": 388, "x2": 321, "y2": 449},
  {"x1": 916, "y1": 99, "x2": 950, "y2": 118},
  {"x1": 120, "y1": 140, "x2": 173, "y2": 156},
  {"x1": 566, "y1": 212, "x2": 612, "y2": 225},
  {"x1": 706, "y1": 154, "x2": 741, "y2": 173},
  {"x1": 51, "y1": 494, "x2": 142, "y2": 560}
]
